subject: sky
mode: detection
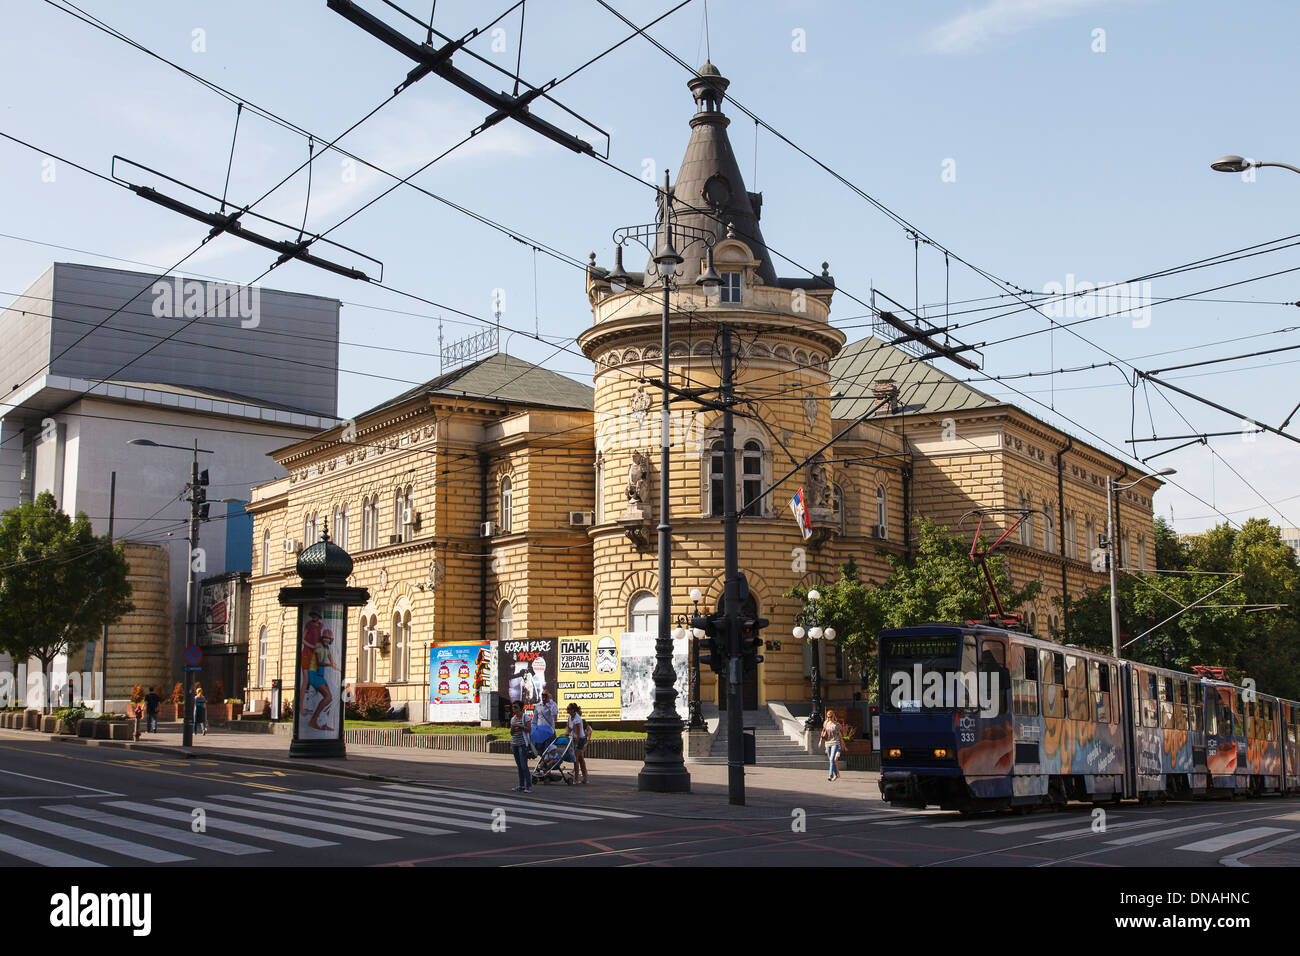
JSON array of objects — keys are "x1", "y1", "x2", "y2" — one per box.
[{"x1": 2, "y1": 0, "x2": 1300, "y2": 533}]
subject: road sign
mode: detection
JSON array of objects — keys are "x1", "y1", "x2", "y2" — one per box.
[
  {"x1": 183, "y1": 666, "x2": 202, "y2": 673},
  {"x1": 183, "y1": 645, "x2": 202, "y2": 667}
]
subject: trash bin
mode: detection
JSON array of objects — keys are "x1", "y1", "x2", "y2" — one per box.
[{"x1": 742, "y1": 726, "x2": 756, "y2": 765}]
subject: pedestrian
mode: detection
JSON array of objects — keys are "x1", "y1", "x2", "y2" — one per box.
[
  {"x1": 531, "y1": 691, "x2": 558, "y2": 749},
  {"x1": 566, "y1": 702, "x2": 590, "y2": 784},
  {"x1": 193, "y1": 683, "x2": 208, "y2": 736},
  {"x1": 509, "y1": 701, "x2": 533, "y2": 793},
  {"x1": 820, "y1": 708, "x2": 844, "y2": 781},
  {"x1": 143, "y1": 686, "x2": 161, "y2": 733}
]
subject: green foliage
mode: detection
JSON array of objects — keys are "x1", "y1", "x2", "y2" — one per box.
[
  {"x1": 786, "y1": 519, "x2": 1041, "y2": 700},
  {"x1": 345, "y1": 684, "x2": 392, "y2": 721},
  {"x1": 0, "y1": 493, "x2": 133, "y2": 712},
  {"x1": 1062, "y1": 517, "x2": 1300, "y2": 698}
]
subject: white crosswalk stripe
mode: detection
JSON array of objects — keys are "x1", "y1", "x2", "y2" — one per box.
[
  {"x1": 284, "y1": 788, "x2": 557, "y2": 827},
  {"x1": 1175, "y1": 827, "x2": 1291, "y2": 853},
  {"x1": 0, "y1": 808, "x2": 190, "y2": 863},
  {"x1": 1025, "y1": 818, "x2": 1168, "y2": 841},
  {"x1": 104, "y1": 801, "x2": 338, "y2": 848},
  {"x1": 46, "y1": 805, "x2": 269, "y2": 856},
  {"x1": 1104, "y1": 822, "x2": 1219, "y2": 847},
  {"x1": 193, "y1": 793, "x2": 457, "y2": 838},
  {"x1": 257, "y1": 790, "x2": 494, "y2": 832},
  {"x1": 369, "y1": 784, "x2": 640, "y2": 819},
  {"x1": 0, "y1": 832, "x2": 105, "y2": 867},
  {"x1": 977, "y1": 817, "x2": 1115, "y2": 835},
  {"x1": 158, "y1": 797, "x2": 403, "y2": 841}
]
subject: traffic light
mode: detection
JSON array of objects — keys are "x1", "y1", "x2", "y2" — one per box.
[
  {"x1": 693, "y1": 611, "x2": 728, "y2": 673},
  {"x1": 740, "y1": 615, "x2": 769, "y2": 668}
]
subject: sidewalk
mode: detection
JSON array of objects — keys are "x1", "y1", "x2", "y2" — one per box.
[{"x1": 2, "y1": 725, "x2": 885, "y2": 821}]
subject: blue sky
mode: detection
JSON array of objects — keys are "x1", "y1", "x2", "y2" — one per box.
[{"x1": 3, "y1": 0, "x2": 1300, "y2": 532}]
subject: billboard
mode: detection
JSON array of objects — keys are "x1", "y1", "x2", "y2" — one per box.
[
  {"x1": 498, "y1": 637, "x2": 557, "y2": 716},
  {"x1": 429, "y1": 642, "x2": 492, "y2": 722},
  {"x1": 618, "y1": 632, "x2": 689, "y2": 720},
  {"x1": 199, "y1": 577, "x2": 235, "y2": 645},
  {"x1": 556, "y1": 634, "x2": 622, "y2": 721},
  {"x1": 298, "y1": 603, "x2": 345, "y2": 739}
]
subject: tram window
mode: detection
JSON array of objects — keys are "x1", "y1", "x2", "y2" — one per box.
[
  {"x1": 1205, "y1": 693, "x2": 1218, "y2": 736},
  {"x1": 1233, "y1": 690, "x2": 1243, "y2": 736},
  {"x1": 1066, "y1": 655, "x2": 1090, "y2": 720},
  {"x1": 1173, "y1": 680, "x2": 1189, "y2": 732},
  {"x1": 1090, "y1": 660, "x2": 1112, "y2": 723},
  {"x1": 1040, "y1": 650, "x2": 1065, "y2": 718},
  {"x1": 1052, "y1": 653, "x2": 1065, "y2": 686},
  {"x1": 1142, "y1": 671, "x2": 1158, "y2": 729},
  {"x1": 1190, "y1": 683, "x2": 1203, "y2": 732},
  {"x1": 1023, "y1": 650, "x2": 1039, "y2": 682}
]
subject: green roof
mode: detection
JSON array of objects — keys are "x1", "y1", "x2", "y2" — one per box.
[{"x1": 358, "y1": 352, "x2": 593, "y2": 419}]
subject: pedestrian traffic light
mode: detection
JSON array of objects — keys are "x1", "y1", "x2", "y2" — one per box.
[
  {"x1": 740, "y1": 615, "x2": 768, "y2": 665},
  {"x1": 693, "y1": 611, "x2": 728, "y2": 673}
]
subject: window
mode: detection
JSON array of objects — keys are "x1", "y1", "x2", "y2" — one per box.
[
  {"x1": 256, "y1": 626, "x2": 268, "y2": 687},
  {"x1": 1012, "y1": 644, "x2": 1039, "y2": 716},
  {"x1": 398, "y1": 485, "x2": 414, "y2": 542},
  {"x1": 875, "y1": 485, "x2": 887, "y2": 538},
  {"x1": 1044, "y1": 512, "x2": 1056, "y2": 553},
  {"x1": 261, "y1": 528, "x2": 271, "y2": 575},
  {"x1": 1019, "y1": 494, "x2": 1032, "y2": 545},
  {"x1": 1085, "y1": 519, "x2": 1096, "y2": 562},
  {"x1": 1138, "y1": 535, "x2": 1147, "y2": 572},
  {"x1": 720, "y1": 271, "x2": 742, "y2": 304},
  {"x1": 708, "y1": 440, "x2": 767, "y2": 518},
  {"x1": 1066, "y1": 655, "x2": 1090, "y2": 720},
  {"x1": 741, "y1": 441, "x2": 763, "y2": 517},
  {"x1": 499, "y1": 477, "x2": 513, "y2": 534},
  {"x1": 1141, "y1": 671, "x2": 1158, "y2": 728},
  {"x1": 304, "y1": 511, "x2": 317, "y2": 545},
  {"x1": 710, "y1": 441, "x2": 726, "y2": 517},
  {"x1": 1040, "y1": 649, "x2": 1065, "y2": 718},
  {"x1": 628, "y1": 591, "x2": 658, "y2": 634},
  {"x1": 1175, "y1": 679, "x2": 1189, "y2": 731},
  {"x1": 359, "y1": 613, "x2": 377, "y2": 682},
  {"x1": 498, "y1": 601, "x2": 514, "y2": 643},
  {"x1": 831, "y1": 483, "x2": 845, "y2": 534},
  {"x1": 1064, "y1": 511, "x2": 1076, "y2": 559},
  {"x1": 1191, "y1": 681, "x2": 1204, "y2": 733},
  {"x1": 338, "y1": 503, "x2": 349, "y2": 548},
  {"x1": 1122, "y1": 532, "x2": 1131, "y2": 569},
  {"x1": 1090, "y1": 659, "x2": 1111, "y2": 723},
  {"x1": 392, "y1": 610, "x2": 411, "y2": 683},
  {"x1": 594, "y1": 454, "x2": 604, "y2": 524}
]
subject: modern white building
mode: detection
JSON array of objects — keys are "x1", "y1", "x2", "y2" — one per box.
[{"x1": 0, "y1": 262, "x2": 341, "y2": 706}]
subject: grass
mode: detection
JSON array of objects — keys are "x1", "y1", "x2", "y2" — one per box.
[
  {"x1": 343, "y1": 720, "x2": 413, "y2": 729},
  {"x1": 343, "y1": 720, "x2": 647, "y2": 740}
]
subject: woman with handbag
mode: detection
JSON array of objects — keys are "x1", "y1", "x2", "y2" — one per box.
[
  {"x1": 820, "y1": 708, "x2": 844, "y2": 781},
  {"x1": 509, "y1": 701, "x2": 533, "y2": 793}
]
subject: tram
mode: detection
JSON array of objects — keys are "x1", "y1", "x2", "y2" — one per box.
[{"x1": 877, "y1": 622, "x2": 1300, "y2": 812}]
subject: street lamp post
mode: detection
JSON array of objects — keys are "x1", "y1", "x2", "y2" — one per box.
[
  {"x1": 676, "y1": 587, "x2": 706, "y2": 730},
  {"x1": 1105, "y1": 468, "x2": 1175, "y2": 658},
  {"x1": 609, "y1": 170, "x2": 719, "y2": 794},
  {"x1": 793, "y1": 589, "x2": 836, "y2": 731},
  {"x1": 1211, "y1": 155, "x2": 1300, "y2": 177}
]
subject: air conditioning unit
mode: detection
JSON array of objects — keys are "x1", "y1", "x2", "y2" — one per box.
[
  {"x1": 402, "y1": 507, "x2": 416, "y2": 526},
  {"x1": 480, "y1": 521, "x2": 495, "y2": 537},
  {"x1": 569, "y1": 511, "x2": 595, "y2": 527},
  {"x1": 283, "y1": 538, "x2": 301, "y2": 554},
  {"x1": 872, "y1": 525, "x2": 887, "y2": 540},
  {"x1": 364, "y1": 630, "x2": 378, "y2": 649}
]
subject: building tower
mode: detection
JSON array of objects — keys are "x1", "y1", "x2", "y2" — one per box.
[{"x1": 580, "y1": 62, "x2": 846, "y2": 709}]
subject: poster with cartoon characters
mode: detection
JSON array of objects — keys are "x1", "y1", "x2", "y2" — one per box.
[
  {"x1": 556, "y1": 634, "x2": 622, "y2": 721},
  {"x1": 298, "y1": 603, "x2": 345, "y2": 739},
  {"x1": 429, "y1": 642, "x2": 491, "y2": 722}
]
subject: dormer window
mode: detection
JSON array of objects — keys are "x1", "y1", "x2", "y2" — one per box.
[{"x1": 721, "y1": 271, "x2": 742, "y2": 304}]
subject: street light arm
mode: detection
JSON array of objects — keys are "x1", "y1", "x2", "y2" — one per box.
[{"x1": 1253, "y1": 161, "x2": 1300, "y2": 176}]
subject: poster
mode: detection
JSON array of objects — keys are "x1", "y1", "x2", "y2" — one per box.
[
  {"x1": 429, "y1": 642, "x2": 491, "y2": 722},
  {"x1": 298, "y1": 603, "x2": 344, "y2": 739},
  {"x1": 498, "y1": 637, "x2": 557, "y2": 717},
  {"x1": 556, "y1": 634, "x2": 622, "y2": 722},
  {"x1": 199, "y1": 578, "x2": 233, "y2": 644},
  {"x1": 619, "y1": 631, "x2": 689, "y2": 721}
]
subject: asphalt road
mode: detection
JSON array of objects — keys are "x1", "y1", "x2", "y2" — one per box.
[{"x1": 1, "y1": 738, "x2": 1299, "y2": 867}]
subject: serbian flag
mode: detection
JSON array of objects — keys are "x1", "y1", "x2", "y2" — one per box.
[{"x1": 789, "y1": 487, "x2": 813, "y2": 540}]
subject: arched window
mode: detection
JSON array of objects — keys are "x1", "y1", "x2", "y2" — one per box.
[
  {"x1": 499, "y1": 476, "x2": 513, "y2": 534},
  {"x1": 498, "y1": 601, "x2": 514, "y2": 642},
  {"x1": 368, "y1": 496, "x2": 380, "y2": 549},
  {"x1": 360, "y1": 496, "x2": 371, "y2": 550},
  {"x1": 594, "y1": 453, "x2": 604, "y2": 524},
  {"x1": 304, "y1": 511, "x2": 317, "y2": 546},
  {"x1": 1138, "y1": 534, "x2": 1147, "y2": 572},
  {"x1": 628, "y1": 591, "x2": 658, "y2": 633},
  {"x1": 1044, "y1": 511, "x2": 1056, "y2": 552},
  {"x1": 831, "y1": 483, "x2": 845, "y2": 534},
  {"x1": 256, "y1": 626, "x2": 268, "y2": 687},
  {"x1": 332, "y1": 503, "x2": 348, "y2": 548},
  {"x1": 1085, "y1": 518, "x2": 1096, "y2": 563},
  {"x1": 261, "y1": 528, "x2": 271, "y2": 575},
  {"x1": 392, "y1": 609, "x2": 411, "y2": 683},
  {"x1": 1018, "y1": 494, "x2": 1034, "y2": 546},
  {"x1": 741, "y1": 440, "x2": 764, "y2": 517},
  {"x1": 359, "y1": 612, "x2": 378, "y2": 682},
  {"x1": 875, "y1": 485, "x2": 888, "y2": 539},
  {"x1": 1122, "y1": 532, "x2": 1131, "y2": 569},
  {"x1": 710, "y1": 441, "x2": 726, "y2": 517},
  {"x1": 1064, "y1": 511, "x2": 1076, "y2": 559}
]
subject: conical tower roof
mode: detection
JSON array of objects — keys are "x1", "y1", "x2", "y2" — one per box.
[{"x1": 649, "y1": 62, "x2": 778, "y2": 286}]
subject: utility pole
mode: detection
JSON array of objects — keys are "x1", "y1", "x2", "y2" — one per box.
[
  {"x1": 183, "y1": 443, "x2": 202, "y2": 748},
  {"x1": 719, "y1": 324, "x2": 745, "y2": 806},
  {"x1": 99, "y1": 471, "x2": 115, "y2": 710}
]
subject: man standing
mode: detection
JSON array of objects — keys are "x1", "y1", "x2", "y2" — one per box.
[{"x1": 143, "y1": 686, "x2": 161, "y2": 733}]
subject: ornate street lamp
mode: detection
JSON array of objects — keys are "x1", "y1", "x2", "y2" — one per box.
[
  {"x1": 671, "y1": 587, "x2": 707, "y2": 730},
  {"x1": 610, "y1": 170, "x2": 718, "y2": 794},
  {"x1": 793, "y1": 589, "x2": 836, "y2": 731}
]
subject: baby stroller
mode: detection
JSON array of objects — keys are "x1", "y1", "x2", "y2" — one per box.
[{"x1": 531, "y1": 733, "x2": 576, "y2": 786}]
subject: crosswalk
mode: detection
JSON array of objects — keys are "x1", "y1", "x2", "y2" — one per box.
[
  {"x1": 0, "y1": 784, "x2": 639, "y2": 867},
  {"x1": 826, "y1": 804, "x2": 1300, "y2": 857}
]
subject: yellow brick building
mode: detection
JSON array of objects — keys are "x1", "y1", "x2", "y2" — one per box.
[{"x1": 242, "y1": 62, "x2": 1159, "y2": 720}]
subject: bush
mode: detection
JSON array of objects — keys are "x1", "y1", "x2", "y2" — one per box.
[
  {"x1": 345, "y1": 684, "x2": 391, "y2": 721},
  {"x1": 170, "y1": 683, "x2": 184, "y2": 704}
]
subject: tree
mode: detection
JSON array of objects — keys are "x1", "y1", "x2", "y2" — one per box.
[
  {"x1": 0, "y1": 492, "x2": 133, "y2": 712},
  {"x1": 787, "y1": 519, "x2": 1041, "y2": 699}
]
